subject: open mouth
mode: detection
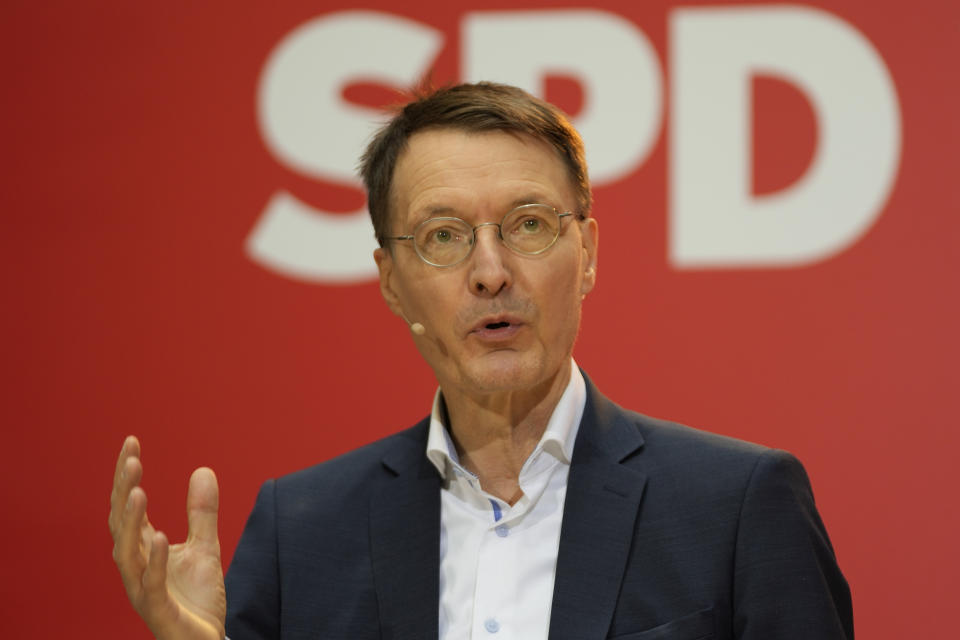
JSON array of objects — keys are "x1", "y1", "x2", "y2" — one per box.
[{"x1": 471, "y1": 315, "x2": 522, "y2": 338}]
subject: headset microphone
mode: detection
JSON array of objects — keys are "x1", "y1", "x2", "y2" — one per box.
[{"x1": 400, "y1": 312, "x2": 426, "y2": 336}]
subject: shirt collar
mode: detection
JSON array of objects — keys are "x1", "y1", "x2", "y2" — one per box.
[{"x1": 426, "y1": 359, "x2": 586, "y2": 481}]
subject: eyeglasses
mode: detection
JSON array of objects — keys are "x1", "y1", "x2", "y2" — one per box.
[{"x1": 384, "y1": 204, "x2": 584, "y2": 267}]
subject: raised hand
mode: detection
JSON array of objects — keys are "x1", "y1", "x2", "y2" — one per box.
[{"x1": 109, "y1": 436, "x2": 227, "y2": 640}]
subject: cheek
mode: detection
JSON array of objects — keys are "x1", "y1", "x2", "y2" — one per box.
[
  {"x1": 405, "y1": 277, "x2": 462, "y2": 329},
  {"x1": 538, "y1": 266, "x2": 584, "y2": 332},
  {"x1": 395, "y1": 261, "x2": 445, "y2": 310}
]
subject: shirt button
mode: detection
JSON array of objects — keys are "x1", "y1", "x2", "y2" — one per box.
[
  {"x1": 495, "y1": 525, "x2": 509, "y2": 538},
  {"x1": 484, "y1": 618, "x2": 500, "y2": 633}
]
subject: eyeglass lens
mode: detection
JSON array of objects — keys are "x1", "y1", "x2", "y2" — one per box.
[{"x1": 414, "y1": 205, "x2": 562, "y2": 266}]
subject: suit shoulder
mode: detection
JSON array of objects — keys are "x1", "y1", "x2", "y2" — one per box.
[
  {"x1": 582, "y1": 377, "x2": 784, "y2": 471},
  {"x1": 600, "y1": 408, "x2": 816, "y2": 532},
  {"x1": 621, "y1": 409, "x2": 804, "y2": 486},
  {"x1": 635, "y1": 411, "x2": 769, "y2": 456}
]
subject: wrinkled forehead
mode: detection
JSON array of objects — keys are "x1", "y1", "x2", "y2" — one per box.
[{"x1": 387, "y1": 128, "x2": 575, "y2": 229}]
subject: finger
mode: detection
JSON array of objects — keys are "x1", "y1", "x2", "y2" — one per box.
[
  {"x1": 109, "y1": 437, "x2": 142, "y2": 535},
  {"x1": 141, "y1": 530, "x2": 169, "y2": 604},
  {"x1": 113, "y1": 435, "x2": 141, "y2": 487},
  {"x1": 186, "y1": 467, "x2": 220, "y2": 545},
  {"x1": 140, "y1": 531, "x2": 175, "y2": 632},
  {"x1": 112, "y1": 436, "x2": 142, "y2": 501},
  {"x1": 110, "y1": 455, "x2": 143, "y2": 539},
  {"x1": 115, "y1": 486, "x2": 149, "y2": 591}
]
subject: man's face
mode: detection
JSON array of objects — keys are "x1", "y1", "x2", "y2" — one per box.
[{"x1": 374, "y1": 128, "x2": 598, "y2": 400}]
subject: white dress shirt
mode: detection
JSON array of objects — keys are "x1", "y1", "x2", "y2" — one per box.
[{"x1": 426, "y1": 361, "x2": 586, "y2": 640}]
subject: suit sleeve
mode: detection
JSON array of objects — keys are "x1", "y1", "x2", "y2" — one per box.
[
  {"x1": 732, "y1": 449, "x2": 854, "y2": 639},
  {"x1": 224, "y1": 479, "x2": 281, "y2": 640}
]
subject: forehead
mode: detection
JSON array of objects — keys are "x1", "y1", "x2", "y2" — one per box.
[{"x1": 389, "y1": 128, "x2": 574, "y2": 225}]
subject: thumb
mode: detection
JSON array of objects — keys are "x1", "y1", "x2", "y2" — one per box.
[{"x1": 186, "y1": 466, "x2": 220, "y2": 545}]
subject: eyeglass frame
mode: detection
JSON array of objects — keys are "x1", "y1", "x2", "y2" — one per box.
[{"x1": 383, "y1": 203, "x2": 586, "y2": 268}]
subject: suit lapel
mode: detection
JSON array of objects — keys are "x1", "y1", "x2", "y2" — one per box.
[
  {"x1": 369, "y1": 422, "x2": 442, "y2": 640},
  {"x1": 548, "y1": 377, "x2": 647, "y2": 640},
  {"x1": 366, "y1": 378, "x2": 646, "y2": 640}
]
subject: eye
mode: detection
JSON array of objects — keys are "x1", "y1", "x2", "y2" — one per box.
[
  {"x1": 520, "y1": 217, "x2": 542, "y2": 233},
  {"x1": 432, "y1": 228, "x2": 458, "y2": 243}
]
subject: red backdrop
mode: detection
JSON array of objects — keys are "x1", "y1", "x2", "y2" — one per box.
[{"x1": 2, "y1": 1, "x2": 957, "y2": 637}]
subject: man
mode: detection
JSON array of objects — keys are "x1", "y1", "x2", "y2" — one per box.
[{"x1": 109, "y1": 82, "x2": 853, "y2": 639}]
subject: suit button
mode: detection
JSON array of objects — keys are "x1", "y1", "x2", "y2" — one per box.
[
  {"x1": 495, "y1": 525, "x2": 509, "y2": 538},
  {"x1": 484, "y1": 618, "x2": 500, "y2": 633}
]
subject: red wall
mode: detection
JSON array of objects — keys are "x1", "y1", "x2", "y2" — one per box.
[{"x1": 2, "y1": 1, "x2": 957, "y2": 637}]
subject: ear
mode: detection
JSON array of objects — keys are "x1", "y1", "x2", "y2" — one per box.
[
  {"x1": 374, "y1": 247, "x2": 404, "y2": 317},
  {"x1": 579, "y1": 217, "x2": 599, "y2": 296}
]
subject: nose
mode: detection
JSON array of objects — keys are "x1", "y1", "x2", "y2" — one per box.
[{"x1": 468, "y1": 224, "x2": 512, "y2": 296}]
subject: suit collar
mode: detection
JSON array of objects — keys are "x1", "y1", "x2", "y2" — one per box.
[
  {"x1": 370, "y1": 419, "x2": 442, "y2": 640},
  {"x1": 572, "y1": 370, "x2": 646, "y2": 462},
  {"x1": 549, "y1": 373, "x2": 648, "y2": 640}
]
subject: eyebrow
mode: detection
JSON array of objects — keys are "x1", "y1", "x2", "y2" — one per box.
[{"x1": 424, "y1": 205, "x2": 457, "y2": 216}]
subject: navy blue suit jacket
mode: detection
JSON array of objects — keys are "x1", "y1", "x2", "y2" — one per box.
[{"x1": 225, "y1": 377, "x2": 853, "y2": 639}]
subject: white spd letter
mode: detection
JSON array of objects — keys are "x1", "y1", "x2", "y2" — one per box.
[
  {"x1": 463, "y1": 10, "x2": 663, "y2": 185},
  {"x1": 670, "y1": 6, "x2": 901, "y2": 267},
  {"x1": 249, "y1": 11, "x2": 442, "y2": 282}
]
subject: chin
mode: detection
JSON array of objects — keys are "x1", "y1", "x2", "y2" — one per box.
[{"x1": 457, "y1": 351, "x2": 559, "y2": 394}]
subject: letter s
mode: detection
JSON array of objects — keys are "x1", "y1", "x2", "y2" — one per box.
[{"x1": 248, "y1": 11, "x2": 443, "y2": 282}]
